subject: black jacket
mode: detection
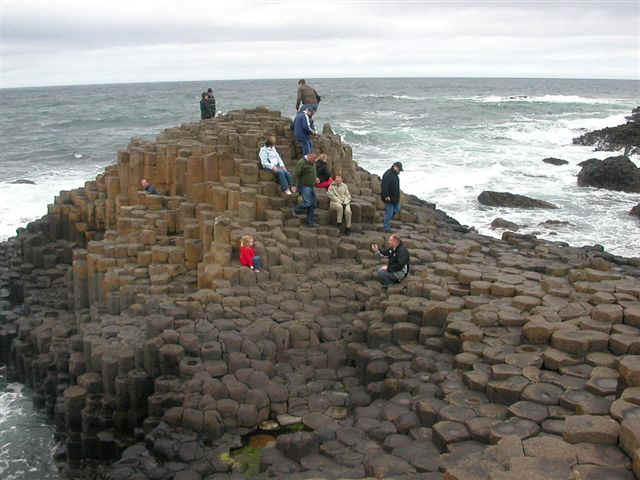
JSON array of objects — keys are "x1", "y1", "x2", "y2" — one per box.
[
  {"x1": 207, "y1": 96, "x2": 216, "y2": 118},
  {"x1": 381, "y1": 167, "x2": 400, "y2": 204},
  {"x1": 380, "y1": 241, "x2": 410, "y2": 275},
  {"x1": 200, "y1": 99, "x2": 210, "y2": 120},
  {"x1": 316, "y1": 160, "x2": 332, "y2": 183}
]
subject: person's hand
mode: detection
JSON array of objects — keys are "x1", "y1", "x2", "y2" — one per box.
[
  {"x1": 291, "y1": 186, "x2": 297, "y2": 193},
  {"x1": 371, "y1": 243, "x2": 379, "y2": 253},
  {"x1": 315, "y1": 177, "x2": 320, "y2": 184},
  {"x1": 272, "y1": 167, "x2": 278, "y2": 172},
  {"x1": 385, "y1": 196, "x2": 391, "y2": 202},
  {"x1": 380, "y1": 265, "x2": 388, "y2": 271}
]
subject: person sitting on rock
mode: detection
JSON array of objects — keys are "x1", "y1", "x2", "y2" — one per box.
[
  {"x1": 140, "y1": 178, "x2": 158, "y2": 194},
  {"x1": 293, "y1": 107, "x2": 316, "y2": 155},
  {"x1": 327, "y1": 174, "x2": 352, "y2": 235},
  {"x1": 315, "y1": 154, "x2": 333, "y2": 190},
  {"x1": 200, "y1": 92, "x2": 210, "y2": 120},
  {"x1": 292, "y1": 153, "x2": 319, "y2": 227},
  {"x1": 259, "y1": 136, "x2": 293, "y2": 195},
  {"x1": 371, "y1": 233, "x2": 410, "y2": 286},
  {"x1": 240, "y1": 234, "x2": 263, "y2": 272}
]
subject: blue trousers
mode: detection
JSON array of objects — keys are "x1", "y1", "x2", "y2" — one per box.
[
  {"x1": 296, "y1": 137, "x2": 313, "y2": 155},
  {"x1": 252, "y1": 256, "x2": 263, "y2": 270},
  {"x1": 273, "y1": 169, "x2": 292, "y2": 191},
  {"x1": 384, "y1": 202, "x2": 401, "y2": 232},
  {"x1": 294, "y1": 185, "x2": 316, "y2": 225}
]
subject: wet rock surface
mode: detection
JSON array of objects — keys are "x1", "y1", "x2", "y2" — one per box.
[
  {"x1": 1, "y1": 108, "x2": 639, "y2": 480},
  {"x1": 577, "y1": 155, "x2": 640, "y2": 193},
  {"x1": 478, "y1": 191, "x2": 558, "y2": 209}
]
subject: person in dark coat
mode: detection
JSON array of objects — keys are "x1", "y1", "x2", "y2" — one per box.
[
  {"x1": 206, "y1": 88, "x2": 216, "y2": 118},
  {"x1": 371, "y1": 234, "x2": 410, "y2": 286},
  {"x1": 200, "y1": 92, "x2": 210, "y2": 120},
  {"x1": 380, "y1": 161, "x2": 403, "y2": 232}
]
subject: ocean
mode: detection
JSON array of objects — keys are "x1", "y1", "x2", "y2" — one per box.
[{"x1": 0, "y1": 77, "x2": 639, "y2": 478}]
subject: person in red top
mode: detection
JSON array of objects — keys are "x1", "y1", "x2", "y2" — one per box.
[{"x1": 239, "y1": 234, "x2": 263, "y2": 272}]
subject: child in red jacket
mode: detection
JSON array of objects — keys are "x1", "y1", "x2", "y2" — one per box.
[{"x1": 240, "y1": 234, "x2": 263, "y2": 272}]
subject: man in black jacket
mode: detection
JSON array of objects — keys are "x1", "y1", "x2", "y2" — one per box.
[
  {"x1": 371, "y1": 234, "x2": 410, "y2": 286},
  {"x1": 381, "y1": 161, "x2": 403, "y2": 232}
]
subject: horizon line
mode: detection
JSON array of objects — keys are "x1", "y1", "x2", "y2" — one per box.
[{"x1": 2, "y1": 74, "x2": 639, "y2": 90}]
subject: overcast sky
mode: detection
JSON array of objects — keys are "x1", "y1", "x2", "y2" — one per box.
[{"x1": 1, "y1": 0, "x2": 639, "y2": 88}]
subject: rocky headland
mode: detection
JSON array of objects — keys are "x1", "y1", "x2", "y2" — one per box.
[
  {"x1": 1, "y1": 108, "x2": 640, "y2": 480},
  {"x1": 573, "y1": 107, "x2": 640, "y2": 157}
]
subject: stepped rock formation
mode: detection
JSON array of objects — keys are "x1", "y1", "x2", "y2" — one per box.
[{"x1": 1, "y1": 108, "x2": 640, "y2": 480}]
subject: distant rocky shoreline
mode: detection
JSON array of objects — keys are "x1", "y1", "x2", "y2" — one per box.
[{"x1": 1, "y1": 108, "x2": 639, "y2": 480}]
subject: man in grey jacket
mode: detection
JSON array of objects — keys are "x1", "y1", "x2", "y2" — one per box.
[
  {"x1": 296, "y1": 79, "x2": 320, "y2": 111},
  {"x1": 327, "y1": 174, "x2": 352, "y2": 235}
]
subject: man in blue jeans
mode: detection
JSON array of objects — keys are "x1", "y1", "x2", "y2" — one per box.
[
  {"x1": 293, "y1": 107, "x2": 316, "y2": 155},
  {"x1": 291, "y1": 153, "x2": 319, "y2": 227},
  {"x1": 380, "y1": 161, "x2": 403, "y2": 232}
]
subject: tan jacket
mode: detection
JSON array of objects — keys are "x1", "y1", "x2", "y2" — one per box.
[
  {"x1": 327, "y1": 182, "x2": 351, "y2": 205},
  {"x1": 296, "y1": 84, "x2": 319, "y2": 109}
]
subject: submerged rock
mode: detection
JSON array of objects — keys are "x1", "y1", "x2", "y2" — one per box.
[
  {"x1": 542, "y1": 157, "x2": 568, "y2": 166},
  {"x1": 490, "y1": 218, "x2": 520, "y2": 231},
  {"x1": 577, "y1": 156, "x2": 640, "y2": 193},
  {"x1": 478, "y1": 191, "x2": 558, "y2": 209},
  {"x1": 9, "y1": 179, "x2": 36, "y2": 185}
]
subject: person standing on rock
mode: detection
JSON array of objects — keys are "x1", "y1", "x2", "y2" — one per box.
[
  {"x1": 293, "y1": 107, "x2": 316, "y2": 156},
  {"x1": 206, "y1": 88, "x2": 216, "y2": 118},
  {"x1": 295, "y1": 79, "x2": 321, "y2": 112},
  {"x1": 200, "y1": 92, "x2": 210, "y2": 120},
  {"x1": 371, "y1": 233, "x2": 410, "y2": 286},
  {"x1": 327, "y1": 174, "x2": 352, "y2": 235},
  {"x1": 292, "y1": 153, "x2": 319, "y2": 227},
  {"x1": 381, "y1": 161, "x2": 403, "y2": 232},
  {"x1": 259, "y1": 136, "x2": 293, "y2": 195},
  {"x1": 140, "y1": 178, "x2": 158, "y2": 194}
]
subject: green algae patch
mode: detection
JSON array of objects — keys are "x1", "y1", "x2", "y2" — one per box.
[{"x1": 229, "y1": 445, "x2": 262, "y2": 477}]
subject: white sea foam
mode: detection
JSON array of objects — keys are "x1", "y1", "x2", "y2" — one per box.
[
  {"x1": 0, "y1": 166, "x2": 105, "y2": 242},
  {"x1": 453, "y1": 95, "x2": 625, "y2": 105}
]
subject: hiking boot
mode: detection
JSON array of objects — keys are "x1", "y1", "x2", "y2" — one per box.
[
  {"x1": 337, "y1": 222, "x2": 343, "y2": 234},
  {"x1": 305, "y1": 222, "x2": 319, "y2": 228},
  {"x1": 345, "y1": 227, "x2": 351, "y2": 236}
]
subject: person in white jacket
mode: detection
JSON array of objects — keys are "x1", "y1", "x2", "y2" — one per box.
[
  {"x1": 327, "y1": 174, "x2": 352, "y2": 235},
  {"x1": 259, "y1": 136, "x2": 293, "y2": 195}
]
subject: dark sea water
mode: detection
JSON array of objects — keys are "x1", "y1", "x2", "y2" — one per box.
[{"x1": 0, "y1": 77, "x2": 639, "y2": 478}]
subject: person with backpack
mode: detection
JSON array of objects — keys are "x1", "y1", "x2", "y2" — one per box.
[{"x1": 295, "y1": 79, "x2": 321, "y2": 111}]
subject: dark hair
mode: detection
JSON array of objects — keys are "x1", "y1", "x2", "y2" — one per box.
[
  {"x1": 201, "y1": 92, "x2": 207, "y2": 99},
  {"x1": 298, "y1": 79, "x2": 306, "y2": 85},
  {"x1": 207, "y1": 88, "x2": 213, "y2": 93}
]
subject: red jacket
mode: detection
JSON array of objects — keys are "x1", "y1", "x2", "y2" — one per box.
[{"x1": 240, "y1": 246, "x2": 256, "y2": 267}]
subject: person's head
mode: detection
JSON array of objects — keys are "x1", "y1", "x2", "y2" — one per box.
[
  {"x1": 298, "y1": 79, "x2": 306, "y2": 86},
  {"x1": 141, "y1": 178, "x2": 150, "y2": 188},
  {"x1": 317, "y1": 153, "x2": 328, "y2": 164},
  {"x1": 334, "y1": 174, "x2": 343, "y2": 185},
  {"x1": 392, "y1": 162, "x2": 403, "y2": 173},
  {"x1": 265, "y1": 135, "x2": 276, "y2": 147},
  {"x1": 305, "y1": 153, "x2": 317, "y2": 163},
  {"x1": 201, "y1": 92, "x2": 207, "y2": 99},
  {"x1": 388, "y1": 233, "x2": 401, "y2": 248},
  {"x1": 304, "y1": 107, "x2": 314, "y2": 116},
  {"x1": 240, "y1": 234, "x2": 254, "y2": 247},
  {"x1": 207, "y1": 88, "x2": 213, "y2": 95}
]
